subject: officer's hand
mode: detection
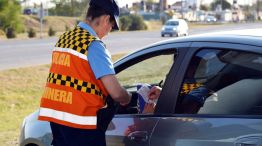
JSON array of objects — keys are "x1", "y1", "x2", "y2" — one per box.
[
  {"x1": 119, "y1": 94, "x2": 131, "y2": 106},
  {"x1": 148, "y1": 86, "x2": 162, "y2": 100}
]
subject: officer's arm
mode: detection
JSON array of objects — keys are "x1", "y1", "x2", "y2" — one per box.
[{"x1": 100, "y1": 74, "x2": 131, "y2": 105}]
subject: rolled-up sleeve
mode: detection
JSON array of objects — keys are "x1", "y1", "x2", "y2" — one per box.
[{"x1": 87, "y1": 41, "x2": 115, "y2": 79}]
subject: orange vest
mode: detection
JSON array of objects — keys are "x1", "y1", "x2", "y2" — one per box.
[
  {"x1": 38, "y1": 27, "x2": 109, "y2": 129},
  {"x1": 180, "y1": 82, "x2": 202, "y2": 94}
]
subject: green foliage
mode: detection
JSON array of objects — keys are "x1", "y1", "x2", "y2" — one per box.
[
  {"x1": 49, "y1": 0, "x2": 88, "y2": 17},
  {"x1": 28, "y1": 28, "x2": 36, "y2": 38},
  {"x1": 0, "y1": 0, "x2": 9, "y2": 11},
  {"x1": 119, "y1": 16, "x2": 131, "y2": 31},
  {"x1": 48, "y1": 27, "x2": 56, "y2": 36},
  {"x1": 0, "y1": 0, "x2": 23, "y2": 38},
  {"x1": 128, "y1": 14, "x2": 147, "y2": 31},
  {"x1": 211, "y1": 0, "x2": 231, "y2": 11},
  {"x1": 119, "y1": 14, "x2": 147, "y2": 31}
]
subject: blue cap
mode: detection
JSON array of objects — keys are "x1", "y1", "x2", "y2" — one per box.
[{"x1": 89, "y1": 0, "x2": 120, "y2": 30}]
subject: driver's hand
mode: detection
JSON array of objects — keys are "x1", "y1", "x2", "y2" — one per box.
[
  {"x1": 142, "y1": 103, "x2": 155, "y2": 113},
  {"x1": 148, "y1": 86, "x2": 162, "y2": 100}
]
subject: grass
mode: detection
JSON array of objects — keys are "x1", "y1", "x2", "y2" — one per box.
[
  {"x1": 0, "y1": 65, "x2": 50, "y2": 145},
  {"x1": 22, "y1": 15, "x2": 78, "y2": 32},
  {"x1": 0, "y1": 15, "x2": 78, "y2": 39},
  {"x1": 0, "y1": 54, "x2": 125, "y2": 145},
  {"x1": 117, "y1": 55, "x2": 174, "y2": 86},
  {"x1": 145, "y1": 20, "x2": 162, "y2": 30}
]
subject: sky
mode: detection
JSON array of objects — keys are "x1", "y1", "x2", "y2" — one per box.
[{"x1": 21, "y1": 0, "x2": 255, "y2": 8}]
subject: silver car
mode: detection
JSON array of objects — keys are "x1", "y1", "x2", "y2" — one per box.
[
  {"x1": 20, "y1": 32, "x2": 262, "y2": 146},
  {"x1": 205, "y1": 15, "x2": 217, "y2": 22},
  {"x1": 161, "y1": 19, "x2": 188, "y2": 37}
]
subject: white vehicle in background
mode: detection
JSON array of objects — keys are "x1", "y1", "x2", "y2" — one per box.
[
  {"x1": 161, "y1": 19, "x2": 188, "y2": 37},
  {"x1": 205, "y1": 15, "x2": 217, "y2": 22}
]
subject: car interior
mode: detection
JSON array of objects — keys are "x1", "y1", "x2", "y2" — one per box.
[{"x1": 177, "y1": 49, "x2": 262, "y2": 115}]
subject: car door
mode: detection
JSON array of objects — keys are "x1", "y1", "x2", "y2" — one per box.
[
  {"x1": 150, "y1": 42, "x2": 262, "y2": 146},
  {"x1": 105, "y1": 42, "x2": 191, "y2": 146}
]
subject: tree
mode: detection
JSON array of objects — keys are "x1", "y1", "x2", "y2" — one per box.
[
  {"x1": 49, "y1": 0, "x2": 88, "y2": 17},
  {"x1": 0, "y1": 0, "x2": 23, "y2": 38},
  {"x1": 211, "y1": 0, "x2": 231, "y2": 11},
  {"x1": 200, "y1": 4, "x2": 209, "y2": 11},
  {"x1": 119, "y1": 14, "x2": 147, "y2": 31},
  {"x1": 128, "y1": 14, "x2": 147, "y2": 31},
  {"x1": 0, "y1": 0, "x2": 8, "y2": 11},
  {"x1": 119, "y1": 16, "x2": 131, "y2": 31}
]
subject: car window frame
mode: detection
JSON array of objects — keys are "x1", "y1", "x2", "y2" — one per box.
[
  {"x1": 152, "y1": 42, "x2": 192, "y2": 114},
  {"x1": 171, "y1": 41, "x2": 262, "y2": 118},
  {"x1": 113, "y1": 42, "x2": 191, "y2": 116},
  {"x1": 114, "y1": 44, "x2": 177, "y2": 74}
]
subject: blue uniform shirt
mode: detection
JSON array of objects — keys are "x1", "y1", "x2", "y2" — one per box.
[{"x1": 78, "y1": 22, "x2": 115, "y2": 79}]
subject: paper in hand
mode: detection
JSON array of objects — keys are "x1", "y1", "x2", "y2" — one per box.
[
  {"x1": 137, "y1": 84, "x2": 151, "y2": 103},
  {"x1": 137, "y1": 83, "x2": 158, "y2": 113}
]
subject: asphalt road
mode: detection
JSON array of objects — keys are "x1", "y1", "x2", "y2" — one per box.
[{"x1": 1, "y1": 22, "x2": 262, "y2": 70}]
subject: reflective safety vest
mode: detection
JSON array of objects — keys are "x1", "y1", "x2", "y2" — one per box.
[
  {"x1": 180, "y1": 82, "x2": 202, "y2": 94},
  {"x1": 38, "y1": 26, "x2": 109, "y2": 129}
]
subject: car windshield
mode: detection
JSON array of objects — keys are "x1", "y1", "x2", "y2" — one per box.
[
  {"x1": 207, "y1": 16, "x2": 215, "y2": 19},
  {"x1": 165, "y1": 21, "x2": 179, "y2": 26}
]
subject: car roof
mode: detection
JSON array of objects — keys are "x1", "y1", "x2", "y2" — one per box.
[
  {"x1": 167, "y1": 19, "x2": 184, "y2": 21},
  {"x1": 153, "y1": 29, "x2": 262, "y2": 48},
  {"x1": 115, "y1": 29, "x2": 262, "y2": 66},
  {"x1": 206, "y1": 15, "x2": 215, "y2": 17}
]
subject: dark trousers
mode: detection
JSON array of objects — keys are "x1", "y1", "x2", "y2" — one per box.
[{"x1": 50, "y1": 122, "x2": 106, "y2": 146}]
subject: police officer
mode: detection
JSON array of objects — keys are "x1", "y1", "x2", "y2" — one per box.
[{"x1": 38, "y1": 0, "x2": 131, "y2": 146}]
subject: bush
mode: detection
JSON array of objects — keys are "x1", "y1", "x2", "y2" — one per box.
[
  {"x1": 128, "y1": 14, "x2": 147, "y2": 31},
  {"x1": 0, "y1": 0, "x2": 24, "y2": 35},
  {"x1": 28, "y1": 28, "x2": 36, "y2": 38},
  {"x1": 119, "y1": 16, "x2": 131, "y2": 31},
  {"x1": 6, "y1": 27, "x2": 16, "y2": 38},
  {"x1": 48, "y1": 27, "x2": 56, "y2": 36},
  {"x1": 119, "y1": 14, "x2": 147, "y2": 31}
]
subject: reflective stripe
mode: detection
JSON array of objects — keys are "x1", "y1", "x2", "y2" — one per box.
[
  {"x1": 53, "y1": 47, "x2": 87, "y2": 61},
  {"x1": 181, "y1": 83, "x2": 202, "y2": 94},
  {"x1": 39, "y1": 107, "x2": 97, "y2": 125},
  {"x1": 47, "y1": 72, "x2": 104, "y2": 98}
]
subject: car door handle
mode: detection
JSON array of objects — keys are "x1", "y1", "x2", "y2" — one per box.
[{"x1": 127, "y1": 131, "x2": 148, "y2": 142}]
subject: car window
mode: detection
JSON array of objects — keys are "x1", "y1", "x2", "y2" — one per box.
[
  {"x1": 117, "y1": 54, "x2": 174, "y2": 88},
  {"x1": 165, "y1": 21, "x2": 179, "y2": 26},
  {"x1": 116, "y1": 53, "x2": 175, "y2": 115},
  {"x1": 176, "y1": 48, "x2": 262, "y2": 115}
]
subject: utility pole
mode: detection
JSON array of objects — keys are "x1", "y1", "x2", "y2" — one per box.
[
  {"x1": 160, "y1": 0, "x2": 163, "y2": 12},
  {"x1": 181, "y1": 0, "x2": 184, "y2": 19},
  {"x1": 220, "y1": 0, "x2": 223, "y2": 11},
  {"x1": 39, "y1": 2, "x2": 44, "y2": 39},
  {"x1": 257, "y1": 0, "x2": 260, "y2": 20}
]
